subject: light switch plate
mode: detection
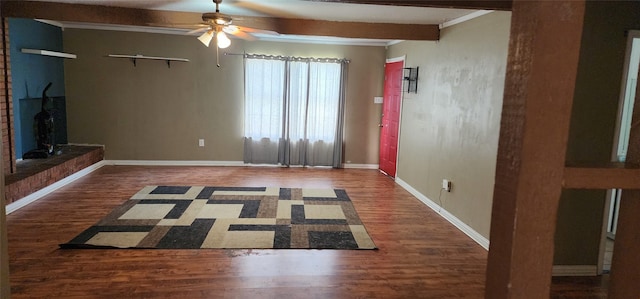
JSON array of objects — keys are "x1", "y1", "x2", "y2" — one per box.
[{"x1": 374, "y1": 96, "x2": 383, "y2": 104}]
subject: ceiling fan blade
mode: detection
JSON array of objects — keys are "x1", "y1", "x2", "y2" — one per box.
[
  {"x1": 187, "y1": 27, "x2": 210, "y2": 35},
  {"x1": 224, "y1": 27, "x2": 257, "y2": 41},
  {"x1": 147, "y1": 22, "x2": 208, "y2": 29},
  {"x1": 234, "y1": 26, "x2": 279, "y2": 36}
]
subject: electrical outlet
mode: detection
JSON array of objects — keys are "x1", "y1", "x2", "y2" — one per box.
[
  {"x1": 198, "y1": 139, "x2": 205, "y2": 147},
  {"x1": 442, "y1": 179, "x2": 452, "y2": 192}
]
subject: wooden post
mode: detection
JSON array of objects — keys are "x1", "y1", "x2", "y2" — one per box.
[
  {"x1": 0, "y1": 160, "x2": 8, "y2": 299},
  {"x1": 609, "y1": 59, "x2": 640, "y2": 299},
  {"x1": 0, "y1": 6, "x2": 10, "y2": 298},
  {"x1": 485, "y1": 1, "x2": 586, "y2": 298},
  {"x1": 610, "y1": 192, "x2": 640, "y2": 298}
]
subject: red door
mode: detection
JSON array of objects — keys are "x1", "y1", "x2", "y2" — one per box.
[{"x1": 379, "y1": 60, "x2": 403, "y2": 177}]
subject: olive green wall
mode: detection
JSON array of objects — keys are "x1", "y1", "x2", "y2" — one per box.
[
  {"x1": 62, "y1": 30, "x2": 384, "y2": 164},
  {"x1": 555, "y1": 1, "x2": 640, "y2": 266},
  {"x1": 387, "y1": 11, "x2": 511, "y2": 239}
]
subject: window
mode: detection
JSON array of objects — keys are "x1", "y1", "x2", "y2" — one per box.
[{"x1": 243, "y1": 55, "x2": 347, "y2": 167}]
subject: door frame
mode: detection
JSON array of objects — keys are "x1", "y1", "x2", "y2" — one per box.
[
  {"x1": 380, "y1": 55, "x2": 405, "y2": 178},
  {"x1": 598, "y1": 30, "x2": 640, "y2": 274}
]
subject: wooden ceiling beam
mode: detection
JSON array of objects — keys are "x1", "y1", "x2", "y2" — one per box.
[
  {"x1": 1, "y1": 1, "x2": 213, "y2": 28},
  {"x1": 0, "y1": 0, "x2": 439, "y2": 41},
  {"x1": 305, "y1": 0, "x2": 512, "y2": 11}
]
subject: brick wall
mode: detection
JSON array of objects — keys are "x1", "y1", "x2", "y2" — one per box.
[
  {"x1": 1, "y1": 18, "x2": 15, "y2": 175},
  {"x1": 5, "y1": 146, "x2": 104, "y2": 203}
]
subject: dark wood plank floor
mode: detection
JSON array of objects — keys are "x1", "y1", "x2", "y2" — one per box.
[{"x1": 6, "y1": 166, "x2": 608, "y2": 298}]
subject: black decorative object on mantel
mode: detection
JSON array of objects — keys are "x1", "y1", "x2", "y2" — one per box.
[
  {"x1": 22, "y1": 82, "x2": 55, "y2": 159},
  {"x1": 403, "y1": 67, "x2": 419, "y2": 93}
]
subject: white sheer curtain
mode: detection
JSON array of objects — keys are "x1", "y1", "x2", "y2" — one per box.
[
  {"x1": 243, "y1": 58, "x2": 286, "y2": 164},
  {"x1": 243, "y1": 55, "x2": 347, "y2": 167}
]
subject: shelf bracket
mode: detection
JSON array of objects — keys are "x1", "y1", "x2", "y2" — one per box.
[{"x1": 107, "y1": 54, "x2": 189, "y2": 68}]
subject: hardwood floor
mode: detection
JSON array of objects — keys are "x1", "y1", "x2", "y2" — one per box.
[{"x1": 6, "y1": 166, "x2": 607, "y2": 298}]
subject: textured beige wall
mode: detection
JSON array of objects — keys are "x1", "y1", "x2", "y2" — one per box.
[
  {"x1": 62, "y1": 30, "x2": 384, "y2": 164},
  {"x1": 388, "y1": 12, "x2": 511, "y2": 239}
]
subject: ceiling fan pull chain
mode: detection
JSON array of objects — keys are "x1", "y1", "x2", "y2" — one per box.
[{"x1": 216, "y1": 40, "x2": 221, "y2": 67}]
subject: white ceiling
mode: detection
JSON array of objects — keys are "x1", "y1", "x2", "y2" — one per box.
[
  {"x1": 28, "y1": 0, "x2": 478, "y2": 24},
  {"x1": 28, "y1": 0, "x2": 485, "y2": 45}
]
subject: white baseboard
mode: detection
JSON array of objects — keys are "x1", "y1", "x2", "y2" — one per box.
[
  {"x1": 3, "y1": 159, "x2": 600, "y2": 276},
  {"x1": 66, "y1": 143, "x2": 105, "y2": 147},
  {"x1": 552, "y1": 265, "x2": 598, "y2": 276},
  {"x1": 105, "y1": 160, "x2": 246, "y2": 167},
  {"x1": 106, "y1": 160, "x2": 379, "y2": 169},
  {"x1": 395, "y1": 178, "x2": 600, "y2": 275},
  {"x1": 395, "y1": 177, "x2": 490, "y2": 250},
  {"x1": 6, "y1": 160, "x2": 107, "y2": 214},
  {"x1": 5, "y1": 159, "x2": 368, "y2": 214},
  {"x1": 343, "y1": 163, "x2": 379, "y2": 169}
]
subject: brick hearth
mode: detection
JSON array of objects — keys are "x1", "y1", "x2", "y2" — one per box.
[{"x1": 5, "y1": 145, "x2": 104, "y2": 204}]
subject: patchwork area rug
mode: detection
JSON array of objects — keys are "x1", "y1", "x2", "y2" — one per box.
[{"x1": 60, "y1": 186, "x2": 376, "y2": 250}]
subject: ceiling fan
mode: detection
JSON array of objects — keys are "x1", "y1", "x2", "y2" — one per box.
[
  {"x1": 191, "y1": 0, "x2": 261, "y2": 48},
  {"x1": 173, "y1": 0, "x2": 277, "y2": 66}
]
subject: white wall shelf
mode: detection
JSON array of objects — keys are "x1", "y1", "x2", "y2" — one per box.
[
  {"x1": 107, "y1": 54, "x2": 189, "y2": 68},
  {"x1": 21, "y1": 48, "x2": 77, "y2": 59}
]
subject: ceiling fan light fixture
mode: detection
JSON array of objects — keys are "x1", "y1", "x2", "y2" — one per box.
[
  {"x1": 216, "y1": 31, "x2": 231, "y2": 49},
  {"x1": 198, "y1": 31, "x2": 213, "y2": 47}
]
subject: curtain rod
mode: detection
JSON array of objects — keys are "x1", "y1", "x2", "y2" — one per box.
[{"x1": 224, "y1": 52, "x2": 350, "y2": 63}]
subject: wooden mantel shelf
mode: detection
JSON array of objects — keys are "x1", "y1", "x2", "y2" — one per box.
[{"x1": 563, "y1": 162, "x2": 640, "y2": 189}]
